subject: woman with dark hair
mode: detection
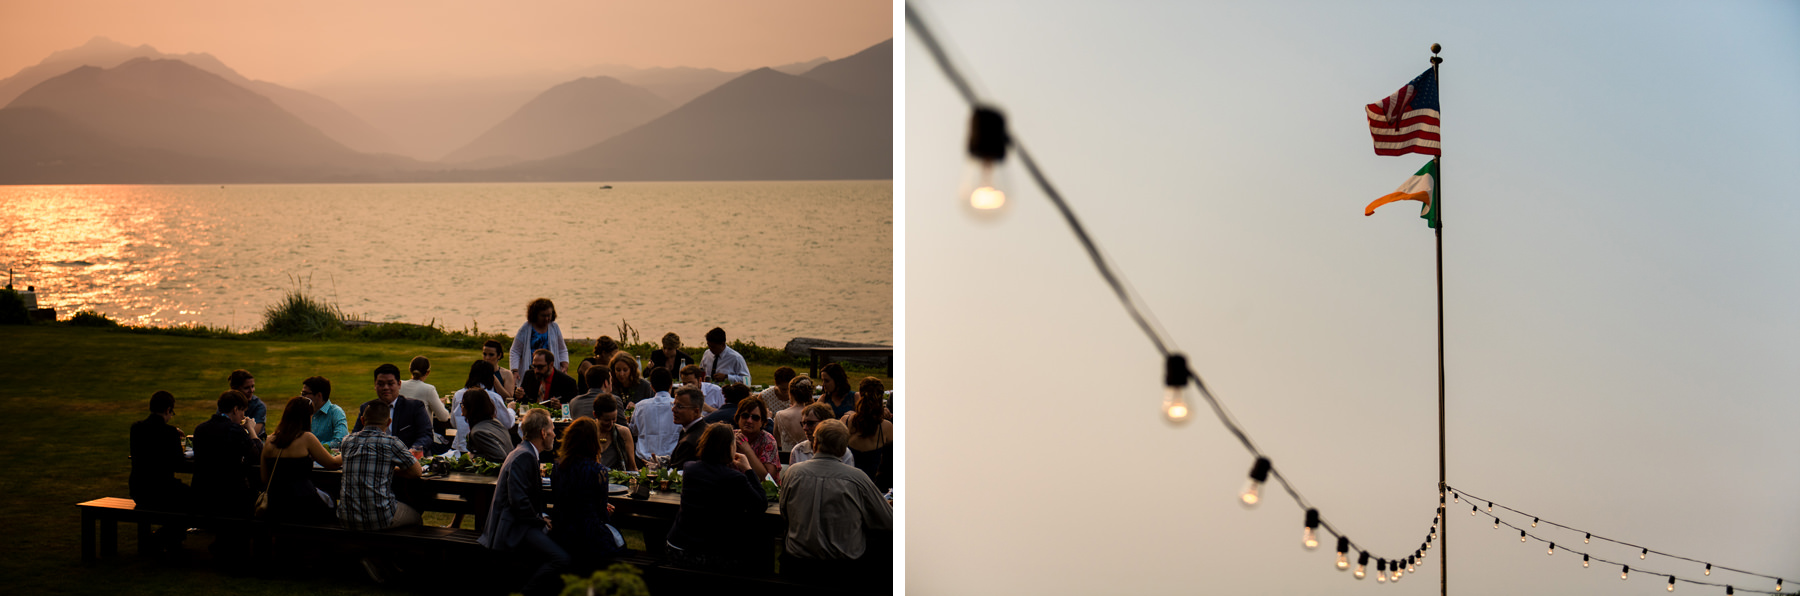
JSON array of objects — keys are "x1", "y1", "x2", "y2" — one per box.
[
  {"x1": 820, "y1": 362, "x2": 856, "y2": 419},
  {"x1": 551, "y1": 418, "x2": 624, "y2": 565},
  {"x1": 453, "y1": 359, "x2": 515, "y2": 453},
  {"x1": 509, "y1": 298, "x2": 568, "y2": 379},
  {"x1": 462, "y1": 385, "x2": 513, "y2": 463},
  {"x1": 667, "y1": 423, "x2": 769, "y2": 572},
  {"x1": 612, "y1": 352, "x2": 655, "y2": 408},
  {"x1": 259, "y1": 396, "x2": 343, "y2": 521},
  {"x1": 578, "y1": 336, "x2": 623, "y2": 394},
  {"x1": 734, "y1": 396, "x2": 780, "y2": 479},
  {"x1": 840, "y1": 378, "x2": 893, "y2": 492}
]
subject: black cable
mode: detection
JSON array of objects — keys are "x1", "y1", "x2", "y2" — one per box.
[
  {"x1": 1484, "y1": 514, "x2": 1790, "y2": 595},
  {"x1": 911, "y1": 0, "x2": 1460, "y2": 571},
  {"x1": 1451, "y1": 485, "x2": 1789, "y2": 585}
]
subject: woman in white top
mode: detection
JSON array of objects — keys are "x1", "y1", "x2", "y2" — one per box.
[
  {"x1": 401, "y1": 356, "x2": 451, "y2": 424},
  {"x1": 509, "y1": 298, "x2": 568, "y2": 379}
]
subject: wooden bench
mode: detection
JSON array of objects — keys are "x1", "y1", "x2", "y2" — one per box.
[{"x1": 77, "y1": 497, "x2": 222, "y2": 561}]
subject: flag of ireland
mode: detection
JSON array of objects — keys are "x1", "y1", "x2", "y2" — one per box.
[{"x1": 1364, "y1": 160, "x2": 1439, "y2": 228}]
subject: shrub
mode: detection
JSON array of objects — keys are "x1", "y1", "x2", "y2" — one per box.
[
  {"x1": 0, "y1": 290, "x2": 29, "y2": 325},
  {"x1": 558, "y1": 563, "x2": 649, "y2": 596},
  {"x1": 68, "y1": 310, "x2": 119, "y2": 328},
  {"x1": 260, "y1": 290, "x2": 345, "y2": 338}
]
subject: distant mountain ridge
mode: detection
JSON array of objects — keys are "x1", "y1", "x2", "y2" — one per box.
[
  {"x1": 0, "y1": 37, "x2": 402, "y2": 155},
  {"x1": 439, "y1": 75, "x2": 673, "y2": 167}
]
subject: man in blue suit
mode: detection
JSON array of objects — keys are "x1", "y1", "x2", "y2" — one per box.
[{"x1": 479, "y1": 408, "x2": 568, "y2": 596}]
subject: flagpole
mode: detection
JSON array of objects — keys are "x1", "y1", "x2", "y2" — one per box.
[{"x1": 1430, "y1": 42, "x2": 1446, "y2": 596}]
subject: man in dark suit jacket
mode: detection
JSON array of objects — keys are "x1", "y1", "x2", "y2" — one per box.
[
  {"x1": 668, "y1": 386, "x2": 706, "y2": 469},
  {"x1": 130, "y1": 390, "x2": 191, "y2": 552},
  {"x1": 516, "y1": 348, "x2": 578, "y2": 408},
  {"x1": 479, "y1": 409, "x2": 569, "y2": 596},
  {"x1": 192, "y1": 390, "x2": 262, "y2": 517},
  {"x1": 354, "y1": 363, "x2": 435, "y2": 453}
]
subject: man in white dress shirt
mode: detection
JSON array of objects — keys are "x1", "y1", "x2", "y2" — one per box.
[
  {"x1": 697, "y1": 327, "x2": 751, "y2": 385},
  {"x1": 631, "y1": 367, "x2": 679, "y2": 462},
  {"x1": 679, "y1": 364, "x2": 726, "y2": 412}
]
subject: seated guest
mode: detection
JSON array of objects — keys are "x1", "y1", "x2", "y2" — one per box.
[
  {"x1": 551, "y1": 418, "x2": 625, "y2": 566},
  {"x1": 228, "y1": 369, "x2": 268, "y2": 437},
  {"x1": 667, "y1": 423, "x2": 769, "y2": 572},
  {"x1": 509, "y1": 297, "x2": 569, "y2": 379},
  {"x1": 129, "y1": 391, "x2": 191, "y2": 552},
  {"x1": 192, "y1": 390, "x2": 263, "y2": 517},
  {"x1": 463, "y1": 383, "x2": 514, "y2": 463},
  {"x1": 648, "y1": 332, "x2": 694, "y2": 377},
  {"x1": 698, "y1": 326, "x2": 751, "y2": 385},
  {"x1": 772, "y1": 376, "x2": 814, "y2": 452},
  {"x1": 734, "y1": 396, "x2": 781, "y2": 479},
  {"x1": 679, "y1": 364, "x2": 725, "y2": 412},
  {"x1": 666, "y1": 386, "x2": 708, "y2": 469},
  {"x1": 840, "y1": 378, "x2": 894, "y2": 492},
  {"x1": 790, "y1": 402, "x2": 854, "y2": 466},
  {"x1": 612, "y1": 352, "x2": 655, "y2": 408},
  {"x1": 591, "y1": 395, "x2": 638, "y2": 472},
  {"x1": 819, "y1": 363, "x2": 856, "y2": 419},
  {"x1": 569, "y1": 363, "x2": 616, "y2": 421},
  {"x1": 517, "y1": 348, "x2": 577, "y2": 408},
  {"x1": 259, "y1": 396, "x2": 343, "y2": 523},
  {"x1": 401, "y1": 356, "x2": 453, "y2": 429},
  {"x1": 631, "y1": 367, "x2": 679, "y2": 462},
  {"x1": 338, "y1": 401, "x2": 424, "y2": 531},
  {"x1": 759, "y1": 367, "x2": 798, "y2": 416},
  {"x1": 577, "y1": 336, "x2": 622, "y2": 394},
  {"x1": 779, "y1": 419, "x2": 892, "y2": 583},
  {"x1": 302, "y1": 376, "x2": 349, "y2": 449},
  {"x1": 481, "y1": 409, "x2": 569, "y2": 596},
  {"x1": 453, "y1": 359, "x2": 516, "y2": 453},
  {"x1": 354, "y1": 363, "x2": 434, "y2": 454},
  {"x1": 699, "y1": 382, "x2": 753, "y2": 427},
  {"x1": 482, "y1": 339, "x2": 519, "y2": 399}
]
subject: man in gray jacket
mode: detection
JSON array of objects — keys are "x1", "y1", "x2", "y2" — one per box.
[{"x1": 478, "y1": 409, "x2": 566, "y2": 596}]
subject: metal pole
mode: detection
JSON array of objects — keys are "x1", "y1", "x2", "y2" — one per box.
[{"x1": 1430, "y1": 42, "x2": 1446, "y2": 596}]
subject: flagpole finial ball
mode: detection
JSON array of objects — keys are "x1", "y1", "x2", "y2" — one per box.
[{"x1": 1431, "y1": 43, "x2": 1441, "y2": 54}]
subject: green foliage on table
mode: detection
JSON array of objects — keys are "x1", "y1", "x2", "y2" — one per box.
[
  {"x1": 763, "y1": 478, "x2": 779, "y2": 502},
  {"x1": 425, "y1": 452, "x2": 500, "y2": 474},
  {"x1": 556, "y1": 563, "x2": 650, "y2": 596}
]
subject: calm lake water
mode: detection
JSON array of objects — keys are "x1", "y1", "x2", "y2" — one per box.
[{"x1": 0, "y1": 181, "x2": 892, "y2": 345}]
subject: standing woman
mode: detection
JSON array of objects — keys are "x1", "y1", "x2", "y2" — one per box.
[
  {"x1": 611, "y1": 352, "x2": 655, "y2": 409},
  {"x1": 840, "y1": 378, "x2": 893, "y2": 492},
  {"x1": 509, "y1": 298, "x2": 568, "y2": 380},
  {"x1": 260, "y1": 397, "x2": 344, "y2": 522},
  {"x1": 819, "y1": 362, "x2": 856, "y2": 419}
]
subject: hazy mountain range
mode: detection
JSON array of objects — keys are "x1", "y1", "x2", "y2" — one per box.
[{"x1": 0, "y1": 37, "x2": 890, "y2": 183}]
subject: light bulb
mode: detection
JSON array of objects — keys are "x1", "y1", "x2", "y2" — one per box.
[
  {"x1": 1471, "y1": 505, "x2": 1477, "y2": 516},
  {"x1": 1548, "y1": 543, "x2": 1555, "y2": 555},
  {"x1": 1642, "y1": 549, "x2": 1648, "y2": 560},
  {"x1": 1337, "y1": 552, "x2": 1349, "y2": 570},
  {"x1": 1583, "y1": 554, "x2": 1590, "y2": 568},
  {"x1": 1585, "y1": 533, "x2": 1591, "y2": 544},
  {"x1": 1302, "y1": 509, "x2": 1320, "y2": 550},
  {"x1": 1704, "y1": 564, "x2": 1711, "y2": 576},
  {"x1": 1623, "y1": 566, "x2": 1631, "y2": 580},
  {"x1": 1487, "y1": 503, "x2": 1493, "y2": 512},
  {"x1": 1494, "y1": 519, "x2": 1499, "y2": 529},
  {"x1": 1407, "y1": 560, "x2": 1416, "y2": 573},
  {"x1": 1453, "y1": 493, "x2": 1459, "y2": 503},
  {"x1": 1377, "y1": 560, "x2": 1388, "y2": 583},
  {"x1": 961, "y1": 107, "x2": 1012, "y2": 218},
  {"x1": 1336, "y1": 537, "x2": 1350, "y2": 570},
  {"x1": 1355, "y1": 564, "x2": 1367, "y2": 580},
  {"x1": 1775, "y1": 579, "x2": 1782, "y2": 591},
  {"x1": 1532, "y1": 518, "x2": 1539, "y2": 528},
  {"x1": 1521, "y1": 530, "x2": 1527, "y2": 542},
  {"x1": 1668, "y1": 577, "x2": 1675, "y2": 591},
  {"x1": 1240, "y1": 457, "x2": 1271, "y2": 508},
  {"x1": 1162, "y1": 355, "x2": 1191, "y2": 424}
]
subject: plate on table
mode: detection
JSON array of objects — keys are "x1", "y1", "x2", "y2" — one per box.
[{"x1": 608, "y1": 483, "x2": 628, "y2": 495}]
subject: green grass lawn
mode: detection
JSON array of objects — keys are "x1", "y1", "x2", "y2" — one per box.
[{"x1": 0, "y1": 325, "x2": 888, "y2": 594}]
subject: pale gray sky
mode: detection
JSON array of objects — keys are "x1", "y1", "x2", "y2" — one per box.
[{"x1": 905, "y1": 1, "x2": 1799, "y2": 594}]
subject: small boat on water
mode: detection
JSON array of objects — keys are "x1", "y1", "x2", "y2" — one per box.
[{"x1": 599, "y1": 185, "x2": 613, "y2": 189}]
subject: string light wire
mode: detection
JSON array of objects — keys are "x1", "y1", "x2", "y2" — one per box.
[{"x1": 907, "y1": 0, "x2": 1436, "y2": 570}]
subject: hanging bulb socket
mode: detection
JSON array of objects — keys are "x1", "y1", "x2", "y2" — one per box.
[
  {"x1": 1335, "y1": 537, "x2": 1350, "y2": 570},
  {"x1": 962, "y1": 106, "x2": 1011, "y2": 215},
  {"x1": 1532, "y1": 517, "x2": 1539, "y2": 528},
  {"x1": 1301, "y1": 509, "x2": 1320, "y2": 549},
  {"x1": 1641, "y1": 548, "x2": 1648, "y2": 560},
  {"x1": 1704, "y1": 564, "x2": 1711, "y2": 576},
  {"x1": 1623, "y1": 565, "x2": 1631, "y2": 580},
  {"x1": 1355, "y1": 551, "x2": 1369, "y2": 580},
  {"x1": 1493, "y1": 518, "x2": 1499, "y2": 530},
  {"x1": 1585, "y1": 532, "x2": 1591, "y2": 544},
  {"x1": 1471, "y1": 504, "x2": 1477, "y2": 516},
  {"x1": 1668, "y1": 577, "x2": 1675, "y2": 592},
  {"x1": 1452, "y1": 492, "x2": 1459, "y2": 503},
  {"x1": 1161, "y1": 354, "x2": 1191, "y2": 424},
  {"x1": 1548, "y1": 543, "x2": 1555, "y2": 555},
  {"x1": 1583, "y1": 554, "x2": 1590, "y2": 568},
  {"x1": 1521, "y1": 529, "x2": 1527, "y2": 542},
  {"x1": 1726, "y1": 586, "x2": 1733, "y2": 595},
  {"x1": 1376, "y1": 559, "x2": 1387, "y2": 583},
  {"x1": 1240, "y1": 457, "x2": 1271, "y2": 507}
]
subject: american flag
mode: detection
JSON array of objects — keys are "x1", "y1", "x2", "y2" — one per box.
[{"x1": 1366, "y1": 68, "x2": 1440, "y2": 156}]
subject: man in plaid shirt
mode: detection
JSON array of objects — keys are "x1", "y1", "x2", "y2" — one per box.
[{"x1": 337, "y1": 400, "x2": 423, "y2": 531}]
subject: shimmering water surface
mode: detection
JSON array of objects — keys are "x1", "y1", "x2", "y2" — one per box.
[{"x1": 0, "y1": 181, "x2": 892, "y2": 345}]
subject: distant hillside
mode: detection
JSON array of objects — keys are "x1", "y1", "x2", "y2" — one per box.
[
  {"x1": 4, "y1": 58, "x2": 419, "y2": 182},
  {"x1": 0, "y1": 107, "x2": 291, "y2": 183},
  {"x1": 440, "y1": 76, "x2": 672, "y2": 167},
  {"x1": 0, "y1": 37, "x2": 402, "y2": 155},
  {"x1": 503, "y1": 65, "x2": 890, "y2": 181},
  {"x1": 802, "y1": 39, "x2": 891, "y2": 99}
]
